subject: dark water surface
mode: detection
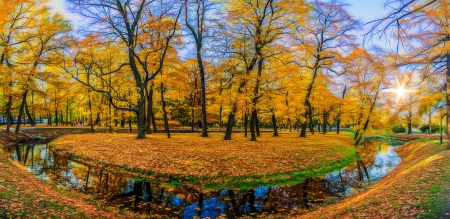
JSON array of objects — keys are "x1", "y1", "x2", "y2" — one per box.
[{"x1": 9, "y1": 140, "x2": 401, "y2": 218}]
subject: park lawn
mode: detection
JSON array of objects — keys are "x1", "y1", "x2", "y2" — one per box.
[
  {"x1": 50, "y1": 132, "x2": 357, "y2": 189},
  {"x1": 0, "y1": 134, "x2": 126, "y2": 218},
  {"x1": 296, "y1": 139, "x2": 450, "y2": 219}
]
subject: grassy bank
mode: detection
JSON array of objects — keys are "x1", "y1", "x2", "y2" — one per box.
[
  {"x1": 49, "y1": 132, "x2": 357, "y2": 190},
  {"x1": 297, "y1": 139, "x2": 450, "y2": 218},
  {"x1": 0, "y1": 131, "x2": 124, "y2": 218}
]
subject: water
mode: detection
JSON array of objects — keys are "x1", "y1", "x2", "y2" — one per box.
[{"x1": 9, "y1": 140, "x2": 401, "y2": 218}]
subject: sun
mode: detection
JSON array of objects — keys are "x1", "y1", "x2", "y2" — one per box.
[{"x1": 383, "y1": 76, "x2": 416, "y2": 104}]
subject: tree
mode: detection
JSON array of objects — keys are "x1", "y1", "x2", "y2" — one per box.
[
  {"x1": 222, "y1": 0, "x2": 308, "y2": 140},
  {"x1": 184, "y1": 0, "x2": 217, "y2": 137},
  {"x1": 65, "y1": 0, "x2": 183, "y2": 139},
  {"x1": 293, "y1": 0, "x2": 359, "y2": 137},
  {"x1": 369, "y1": 0, "x2": 450, "y2": 148}
]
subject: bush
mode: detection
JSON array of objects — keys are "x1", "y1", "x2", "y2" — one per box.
[
  {"x1": 392, "y1": 124, "x2": 406, "y2": 133},
  {"x1": 419, "y1": 124, "x2": 442, "y2": 134}
]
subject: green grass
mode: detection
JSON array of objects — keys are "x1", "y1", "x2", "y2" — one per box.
[
  {"x1": 115, "y1": 148, "x2": 359, "y2": 190},
  {"x1": 421, "y1": 174, "x2": 450, "y2": 218}
]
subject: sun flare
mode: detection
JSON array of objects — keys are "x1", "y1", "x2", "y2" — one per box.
[{"x1": 383, "y1": 76, "x2": 416, "y2": 104}]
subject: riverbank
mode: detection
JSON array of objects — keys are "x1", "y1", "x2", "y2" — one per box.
[
  {"x1": 49, "y1": 132, "x2": 357, "y2": 190},
  {"x1": 0, "y1": 130, "x2": 126, "y2": 218},
  {"x1": 297, "y1": 139, "x2": 450, "y2": 218}
]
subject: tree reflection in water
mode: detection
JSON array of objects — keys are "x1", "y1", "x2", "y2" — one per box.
[{"x1": 9, "y1": 141, "x2": 401, "y2": 218}]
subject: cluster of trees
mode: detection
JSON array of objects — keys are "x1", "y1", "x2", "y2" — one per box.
[{"x1": 1, "y1": 0, "x2": 448, "y2": 144}]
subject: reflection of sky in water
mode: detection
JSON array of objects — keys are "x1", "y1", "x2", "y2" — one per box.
[
  {"x1": 368, "y1": 145, "x2": 401, "y2": 179},
  {"x1": 11, "y1": 141, "x2": 402, "y2": 219}
]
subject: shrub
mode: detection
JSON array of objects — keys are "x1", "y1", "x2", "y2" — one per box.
[
  {"x1": 392, "y1": 124, "x2": 406, "y2": 133},
  {"x1": 419, "y1": 124, "x2": 442, "y2": 134}
]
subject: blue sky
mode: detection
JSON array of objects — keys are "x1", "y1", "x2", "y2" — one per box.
[
  {"x1": 47, "y1": 0, "x2": 389, "y2": 26},
  {"x1": 345, "y1": 0, "x2": 387, "y2": 23},
  {"x1": 46, "y1": 0, "x2": 390, "y2": 47}
]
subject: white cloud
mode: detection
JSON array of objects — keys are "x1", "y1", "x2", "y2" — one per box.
[{"x1": 45, "y1": 0, "x2": 79, "y2": 26}]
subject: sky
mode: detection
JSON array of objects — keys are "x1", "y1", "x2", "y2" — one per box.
[
  {"x1": 46, "y1": 0, "x2": 389, "y2": 27},
  {"x1": 45, "y1": 0, "x2": 390, "y2": 47}
]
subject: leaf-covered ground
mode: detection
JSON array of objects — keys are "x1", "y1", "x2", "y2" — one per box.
[
  {"x1": 50, "y1": 132, "x2": 356, "y2": 189},
  {"x1": 296, "y1": 139, "x2": 450, "y2": 219},
  {"x1": 0, "y1": 131, "x2": 124, "y2": 218}
]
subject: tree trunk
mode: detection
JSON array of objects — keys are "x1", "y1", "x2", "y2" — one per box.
[
  {"x1": 60, "y1": 111, "x2": 64, "y2": 126},
  {"x1": 308, "y1": 112, "x2": 315, "y2": 135},
  {"x1": 161, "y1": 82, "x2": 170, "y2": 138},
  {"x1": 55, "y1": 104, "x2": 58, "y2": 126},
  {"x1": 336, "y1": 118, "x2": 341, "y2": 134},
  {"x1": 66, "y1": 98, "x2": 69, "y2": 126},
  {"x1": 191, "y1": 105, "x2": 195, "y2": 132},
  {"x1": 199, "y1": 60, "x2": 208, "y2": 137},
  {"x1": 25, "y1": 101, "x2": 35, "y2": 126},
  {"x1": 244, "y1": 112, "x2": 248, "y2": 138},
  {"x1": 250, "y1": 110, "x2": 257, "y2": 141},
  {"x1": 129, "y1": 118, "x2": 132, "y2": 133},
  {"x1": 15, "y1": 91, "x2": 28, "y2": 134},
  {"x1": 151, "y1": 111, "x2": 157, "y2": 132},
  {"x1": 6, "y1": 96, "x2": 12, "y2": 134},
  {"x1": 272, "y1": 111, "x2": 278, "y2": 137},
  {"x1": 428, "y1": 111, "x2": 432, "y2": 135},
  {"x1": 121, "y1": 114, "x2": 125, "y2": 128},
  {"x1": 88, "y1": 98, "x2": 94, "y2": 132},
  {"x1": 447, "y1": 51, "x2": 450, "y2": 149},
  {"x1": 255, "y1": 112, "x2": 261, "y2": 137},
  {"x1": 146, "y1": 85, "x2": 154, "y2": 134},
  {"x1": 300, "y1": 111, "x2": 308, "y2": 137},
  {"x1": 407, "y1": 121, "x2": 412, "y2": 134},
  {"x1": 219, "y1": 106, "x2": 223, "y2": 131},
  {"x1": 224, "y1": 112, "x2": 235, "y2": 140}
]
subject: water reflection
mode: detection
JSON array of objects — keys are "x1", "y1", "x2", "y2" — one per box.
[{"x1": 9, "y1": 140, "x2": 400, "y2": 218}]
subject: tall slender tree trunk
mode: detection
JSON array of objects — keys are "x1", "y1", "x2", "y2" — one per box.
[
  {"x1": 25, "y1": 101, "x2": 35, "y2": 126},
  {"x1": 300, "y1": 112, "x2": 308, "y2": 137},
  {"x1": 224, "y1": 109, "x2": 236, "y2": 140},
  {"x1": 219, "y1": 106, "x2": 223, "y2": 131},
  {"x1": 428, "y1": 111, "x2": 432, "y2": 135},
  {"x1": 244, "y1": 112, "x2": 248, "y2": 138},
  {"x1": 151, "y1": 111, "x2": 157, "y2": 132},
  {"x1": 146, "y1": 84, "x2": 154, "y2": 134},
  {"x1": 250, "y1": 110, "x2": 257, "y2": 141},
  {"x1": 55, "y1": 98, "x2": 58, "y2": 126},
  {"x1": 88, "y1": 98, "x2": 94, "y2": 132},
  {"x1": 161, "y1": 82, "x2": 170, "y2": 138},
  {"x1": 407, "y1": 120, "x2": 412, "y2": 134},
  {"x1": 322, "y1": 113, "x2": 327, "y2": 134},
  {"x1": 66, "y1": 98, "x2": 69, "y2": 126},
  {"x1": 6, "y1": 96, "x2": 12, "y2": 134},
  {"x1": 60, "y1": 111, "x2": 64, "y2": 126},
  {"x1": 15, "y1": 91, "x2": 28, "y2": 134},
  {"x1": 336, "y1": 118, "x2": 341, "y2": 134},
  {"x1": 255, "y1": 112, "x2": 261, "y2": 137},
  {"x1": 121, "y1": 114, "x2": 125, "y2": 128},
  {"x1": 446, "y1": 51, "x2": 450, "y2": 149},
  {"x1": 272, "y1": 110, "x2": 278, "y2": 137}
]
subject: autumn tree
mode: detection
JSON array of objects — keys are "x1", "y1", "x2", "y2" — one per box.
[
  {"x1": 293, "y1": 0, "x2": 359, "y2": 137},
  {"x1": 345, "y1": 47, "x2": 390, "y2": 145},
  {"x1": 65, "y1": 0, "x2": 183, "y2": 139},
  {"x1": 184, "y1": 0, "x2": 218, "y2": 137},
  {"x1": 222, "y1": 0, "x2": 308, "y2": 140},
  {"x1": 369, "y1": 0, "x2": 450, "y2": 148}
]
